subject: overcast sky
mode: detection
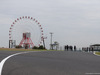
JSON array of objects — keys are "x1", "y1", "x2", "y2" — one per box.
[{"x1": 0, "y1": 0, "x2": 100, "y2": 49}]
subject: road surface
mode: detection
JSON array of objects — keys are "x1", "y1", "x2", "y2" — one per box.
[{"x1": 0, "y1": 51, "x2": 100, "y2": 75}]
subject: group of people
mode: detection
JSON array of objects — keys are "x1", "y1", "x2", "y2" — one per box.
[{"x1": 64, "y1": 45, "x2": 76, "y2": 51}]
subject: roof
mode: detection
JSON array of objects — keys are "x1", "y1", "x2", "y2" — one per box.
[{"x1": 91, "y1": 44, "x2": 100, "y2": 46}]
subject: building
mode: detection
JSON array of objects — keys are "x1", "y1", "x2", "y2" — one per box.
[
  {"x1": 82, "y1": 44, "x2": 100, "y2": 52},
  {"x1": 90, "y1": 44, "x2": 100, "y2": 51}
]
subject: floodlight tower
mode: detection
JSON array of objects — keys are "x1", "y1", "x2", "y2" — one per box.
[{"x1": 19, "y1": 32, "x2": 34, "y2": 48}]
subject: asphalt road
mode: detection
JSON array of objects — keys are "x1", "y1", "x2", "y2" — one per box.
[{"x1": 0, "y1": 51, "x2": 100, "y2": 75}]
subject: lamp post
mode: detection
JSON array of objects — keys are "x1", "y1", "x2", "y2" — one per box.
[{"x1": 50, "y1": 32, "x2": 53, "y2": 50}]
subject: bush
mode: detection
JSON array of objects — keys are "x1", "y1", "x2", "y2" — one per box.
[
  {"x1": 38, "y1": 45, "x2": 44, "y2": 49},
  {"x1": 15, "y1": 45, "x2": 22, "y2": 49},
  {"x1": 32, "y1": 46, "x2": 38, "y2": 49},
  {"x1": 32, "y1": 45, "x2": 45, "y2": 49}
]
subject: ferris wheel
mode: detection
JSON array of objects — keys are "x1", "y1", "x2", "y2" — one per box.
[{"x1": 9, "y1": 16, "x2": 44, "y2": 48}]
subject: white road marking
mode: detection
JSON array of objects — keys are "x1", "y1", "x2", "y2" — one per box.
[
  {"x1": 0, "y1": 51, "x2": 37, "y2": 75},
  {"x1": 85, "y1": 73, "x2": 100, "y2": 75}
]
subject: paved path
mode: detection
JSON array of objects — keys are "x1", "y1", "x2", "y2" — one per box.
[{"x1": 0, "y1": 51, "x2": 100, "y2": 75}]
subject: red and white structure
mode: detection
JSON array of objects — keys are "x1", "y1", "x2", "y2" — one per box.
[
  {"x1": 19, "y1": 32, "x2": 34, "y2": 48},
  {"x1": 9, "y1": 16, "x2": 44, "y2": 48}
]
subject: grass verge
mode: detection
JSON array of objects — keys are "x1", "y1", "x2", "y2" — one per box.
[
  {"x1": 95, "y1": 52, "x2": 100, "y2": 55},
  {"x1": 0, "y1": 48, "x2": 46, "y2": 51}
]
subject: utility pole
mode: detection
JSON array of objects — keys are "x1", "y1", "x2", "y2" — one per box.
[{"x1": 50, "y1": 32, "x2": 53, "y2": 50}]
